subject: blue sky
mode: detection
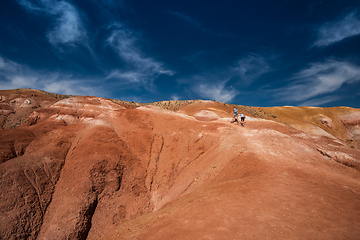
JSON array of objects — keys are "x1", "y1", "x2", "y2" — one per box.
[{"x1": 1, "y1": 0, "x2": 360, "y2": 107}]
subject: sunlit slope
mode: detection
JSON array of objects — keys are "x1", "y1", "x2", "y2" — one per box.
[
  {"x1": 255, "y1": 106, "x2": 360, "y2": 148},
  {"x1": 0, "y1": 89, "x2": 359, "y2": 240}
]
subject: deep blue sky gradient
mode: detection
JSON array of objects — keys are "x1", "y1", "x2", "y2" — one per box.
[{"x1": 1, "y1": 0, "x2": 360, "y2": 107}]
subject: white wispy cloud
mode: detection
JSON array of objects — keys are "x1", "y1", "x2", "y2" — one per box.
[
  {"x1": 46, "y1": 2, "x2": 87, "y2": 46},
  {"x1": 182, "y1": 53, "x2": 271, "y2": 103},
  {"x1": 182, "y1": 71, "x2": 238, "y2": 103},
  {"x1": 232, "y1": 54, "x2": 271, "y2": 86},
  {"x1": 106, "y1": 25, "x2": 174, "y2": 87},
  {"x1": 42, "y1": 80, "x2": 99, "y2": 96},
  {"x1": 18, "y1": 1, "x2": 173, "y2": 92},
  {"x1": 105, "y1": 70, "x2": 150, "y2": 85},
  {"x1": 195, "y1": 81, "x2": 238, "y2": 103},
  {"x1": 314, "y1": 11, "x2": 360, "y2": 47},
  {"x1": 277, "y1": 59, "x2": 360, "y2": 104},
  {"x1": 300, "y1": 96, "x2": 340, "y2": 107},
  {"x1": 0, "y1": 55, "x2": 102, "y2": 96},
  {"x1": 171, "y1": 94, "x2": 180, "y2": 101},
  {"x1": 18, "y1": 0, "x2": 87, "y2": 46},
  {"x1": 0, "y1": 56, "x2": 23, "y2": 72},
  {"x1": 107, "y1": 28, "x2": 164, "y2": 73}
]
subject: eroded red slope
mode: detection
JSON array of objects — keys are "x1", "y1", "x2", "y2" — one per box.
[{"x1": 0, "y1": 93, "x2": 359, "y2": 240}]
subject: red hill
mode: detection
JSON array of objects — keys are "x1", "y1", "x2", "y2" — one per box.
[{"x1": 1, "y1": 89, "x2": 359, "y2": 239}]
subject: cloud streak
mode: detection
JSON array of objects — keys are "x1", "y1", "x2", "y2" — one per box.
[
  {"x1": 18, "y1": 0, "x2": 87, "y2": 46},
  {"x1": 17, "y1": 1, "x2": 174, "y2": 92},
  {"x1": 232, "y1": 54, "x2": 271, "y2": 86},
  {"x1": 314, "y1": 11, "x2": 360, "y2": 47},
  {"x1": 277, "y1": 59, "x2": 360, "y2": 105},
  {"x1": 106, "y1": 25, "x2": 174, "y2": 88},
  {"x1": 195, "y1": 81, "x2": 238, "y2": 103},
  {"x1": 300, "y1": 96, "x2": 340, "y2": 107},
  {"x1": 0, "y1": 55, "x2": 102, "y2": 96},
  {"x1": 183, "y1": 53, "x2": 272, "y2": 103}
]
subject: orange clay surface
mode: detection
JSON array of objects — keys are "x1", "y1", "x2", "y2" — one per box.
[{"x1": 0, "y1": 89, "x2": 359, "y2": 239}]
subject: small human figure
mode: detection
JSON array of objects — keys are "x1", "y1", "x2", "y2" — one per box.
[
  {"x1": 240, "y1": 112, "x2": 245, "y2": 126},
  {"x1": 232, "y1": 107, "x2": 239, "y2": 123}
]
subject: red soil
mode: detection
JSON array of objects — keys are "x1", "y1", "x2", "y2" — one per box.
[{"x1": 0, "y1": 90, "x2": 360, "y2": 239}]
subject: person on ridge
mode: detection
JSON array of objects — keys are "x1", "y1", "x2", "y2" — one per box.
[
  {"x1": 232, "y1": 107, "x2": 239, "y2": 123},
  {"x1": 240, "y1": 112, "x2": 245, "y2": 126}
]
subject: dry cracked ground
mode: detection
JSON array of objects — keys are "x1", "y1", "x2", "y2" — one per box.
[{"x1": 1, "y1": 89, "x2": 360, "y2": 239}]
